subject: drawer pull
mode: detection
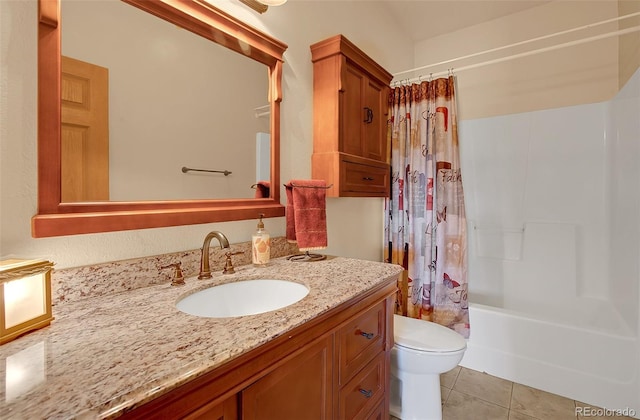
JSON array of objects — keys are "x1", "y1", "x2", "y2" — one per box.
[
  {"x1": 362, "y1": 176, "x2": 374, "y2": 181},
  {"x1": 359, "y1": 388, "x2": 373, "y2": 398},
  {"x1": 357, "y1": 330, "x2": 375, "y2": 339},
  {"x1": 363, "y1": 107, "x2": 374, "y2": 123}
]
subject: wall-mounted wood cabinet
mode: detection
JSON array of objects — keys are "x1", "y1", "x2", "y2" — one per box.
[{"x1": 311, "y1": 35, "x2": 393, "y2": 197}]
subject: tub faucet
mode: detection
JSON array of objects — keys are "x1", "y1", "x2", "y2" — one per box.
[{"x1": 198, "y1": 231, "x2": 230, "y2": 279}]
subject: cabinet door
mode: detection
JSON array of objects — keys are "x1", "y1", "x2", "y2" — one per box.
[
  {"x1": 241, "y1": 336, "x2": 333, "y2": 420},
  {"x1": 342, "y1": 63, "x2": 388, "y2": 163},
  {"x1": 342, "y1": 63, "x2": 366, "y2": 157},
  {"x1": 362, "y1": 77, "x2": 388, "y2": 162},
  {"x1": 183, "y1": 395, "x2": 238, "y2": 420}
]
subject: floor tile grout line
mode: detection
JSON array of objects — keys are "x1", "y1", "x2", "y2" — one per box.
[
  {"x1": 508, "y1": 380, "x2": 514, "y2": 410},
  {"x1": 434, "y1": 367, "x2": 631, "y2": 420},
  {"x1": 451, "y1": 367, "x2": 514, "y2": 410},
  {"x1": 453, "y1": 366, "x2": 462, "y2": 384},
  {"x1": 449, "y1": 386, "x2": 513, "y2": 411},
  {"x1": 441, "y1": 367, "x2": 461, "y2": 407}
]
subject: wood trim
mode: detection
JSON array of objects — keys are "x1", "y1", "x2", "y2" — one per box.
[
  {"x1": 310, "y1": 34, "x2": 392, "y2": 85},
  {"x1": 270, "y1": 59, "x2": 284, "y2": 103},
  {"x1": 33, "y1": 0, "x2": 287, "y2": 238},
  {"x1": 31, "y1": 203, "x2": 285, "y2": 237},
  {"x1": 125, "y1": 0, "x2": 287, "y2": 66},
  {"x1": 38, "y1": 0, "x2": 58, "y2": 27},
  {"x1": 37, "y1": 0, "x2": 62, "y2": 215}
]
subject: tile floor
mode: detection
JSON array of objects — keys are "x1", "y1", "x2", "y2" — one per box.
[{"x1": 391, "y1": 366, "x2": 637, "y2": 420}]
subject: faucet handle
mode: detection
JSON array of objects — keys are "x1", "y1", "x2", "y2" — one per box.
[
  {"x1": 222, "y1": 251, "x2": 244, "y2": 274},
  {"x1": 160, "y1": 262, "x2": 186, "y2": 286}
]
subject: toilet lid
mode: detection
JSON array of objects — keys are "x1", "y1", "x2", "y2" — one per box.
[{"x1": 394, "y1": 314, "x2": 467, "y2": 353}]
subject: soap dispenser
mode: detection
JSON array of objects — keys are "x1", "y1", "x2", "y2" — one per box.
[{"x1": 252, "y1": 214, "x2": 270, "y2": 266}]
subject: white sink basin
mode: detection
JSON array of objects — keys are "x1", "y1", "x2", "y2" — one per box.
[{"x1": 176, "y1": 279, "x2": 309, "y2": 318}]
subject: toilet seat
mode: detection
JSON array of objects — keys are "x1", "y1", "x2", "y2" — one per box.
[{"x1": 394, "y1": 314, "x2": 467, "y2": 353}]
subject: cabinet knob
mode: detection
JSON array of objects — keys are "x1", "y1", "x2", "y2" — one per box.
[
  {"x1": 362, "y1": 176, "x2": 374, "y2": 181},
  {"x1": 359, "y1": 388, "x2": 373, "y2": 398},
  {"x1": 356, "y1": 329, "x2": 375, "y2": 339},
  {"x1": 363, "y1": 107, "x2": 373, "y2": 123}
]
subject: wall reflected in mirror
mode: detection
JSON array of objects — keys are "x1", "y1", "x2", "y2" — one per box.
[{"x1": 61, "y1": 0, "x2": 270, "y2": 202}]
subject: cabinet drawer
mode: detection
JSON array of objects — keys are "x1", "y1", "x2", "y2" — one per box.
[
  {"x1": 364, "y1": 399, "x2": 386, "y2": 420},
  {"x1": 337, "y1": 300, "x2": 385, "y2": 384},
  {"x1": 340, "y1": 159, "x2": 389, "y2": 196},
  {"x1": 339, "y1": 353, "x2": 386, "y2": 420}
]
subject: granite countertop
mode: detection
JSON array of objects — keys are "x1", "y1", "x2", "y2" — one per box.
[{"x1": 0, "y1": 256, "x2": 402, "y2": 419}]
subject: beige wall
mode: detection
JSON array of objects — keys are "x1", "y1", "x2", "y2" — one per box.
[
  {"x1": 0, "y1": 0, "x2": 413, "y2": 269},
  {"x1": 63, "y1": 0, "x2": 269, "y2": 201},
  {"x1": 619, "y1": 0, "x2": 640, "y2": 89},
  {"x1": 411, "y1": 1, "x2": 621, "y2": 120},
  {"x1": 2, "y1": 0, "x2": 636, "y2": 270}
]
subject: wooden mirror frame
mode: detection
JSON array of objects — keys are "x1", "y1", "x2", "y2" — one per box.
[{"x1": 33, "y1": 0, "x2": 287, "y2": 237}]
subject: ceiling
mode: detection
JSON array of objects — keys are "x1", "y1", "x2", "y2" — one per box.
[{"x1": 378, "y1": 0, "x2": 551, "y2": 42}]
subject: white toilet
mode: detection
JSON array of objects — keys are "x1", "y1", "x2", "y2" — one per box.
[{"x1": 390, "y1": 314, "x2": 467, "y2": 420}]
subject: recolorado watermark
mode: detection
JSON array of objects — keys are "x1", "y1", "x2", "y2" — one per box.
[{"x1": 575, "y1": 406, "x2": 637, "y2": 417}]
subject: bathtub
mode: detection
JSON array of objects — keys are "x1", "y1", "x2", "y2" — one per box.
[
  {"x1": 460, "y1": 302, "x2": 639, "y2": 414},
  {"x1": 456, "y1": 67, "x2": 640, "y2": 416}
]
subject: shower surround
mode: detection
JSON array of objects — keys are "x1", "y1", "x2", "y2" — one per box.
[{"x1": 457, "y1": 68, "x2": 640, "y2": 413}]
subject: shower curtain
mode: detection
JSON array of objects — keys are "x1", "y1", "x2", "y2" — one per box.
[{"x1": 384, "y1": 76, "x2": 469, "y2": 338}]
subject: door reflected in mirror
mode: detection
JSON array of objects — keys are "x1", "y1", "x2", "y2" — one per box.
[{"x1": 61, "y1": 0, "x2": 270, "y2": 202}]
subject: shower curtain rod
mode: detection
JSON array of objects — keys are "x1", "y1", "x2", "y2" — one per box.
[
  {"x1": 392, "y1": 11, "x2": 640, "y2": 78},
  {"x1": 392, "y1": 24, "x2": 640, "y2": 85}
]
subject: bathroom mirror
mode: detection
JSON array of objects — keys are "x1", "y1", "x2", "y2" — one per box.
[
  {"x1": 34, "y1": 0, "x2": 287, "y2": 237},
  {"x1": 60, "y1": 0, "x2": 271, "y2": 203}
]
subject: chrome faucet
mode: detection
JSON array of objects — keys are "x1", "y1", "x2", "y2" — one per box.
[{"x1": 198, "y1": 231, "x2": 230, "y2": 279}]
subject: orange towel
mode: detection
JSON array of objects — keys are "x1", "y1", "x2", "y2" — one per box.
[
  {"x1": 285, "y1": 180, "x2": 328, "y2": 251},
  {"x1": 254, "y1": 181, "x2": 270, "y2": 198}
]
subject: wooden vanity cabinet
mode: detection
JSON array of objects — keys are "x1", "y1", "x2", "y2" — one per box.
[
  {"x1": 121, "y1": 279, "x2": 397, "y2": 420},
  {"x1": 310, "y1": 35, "x2": 393, "y2": 198}
]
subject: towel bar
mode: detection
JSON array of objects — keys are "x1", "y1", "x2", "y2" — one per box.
[{"x1": 182, "y1": 166, "x2": 232, "y2": 176}]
